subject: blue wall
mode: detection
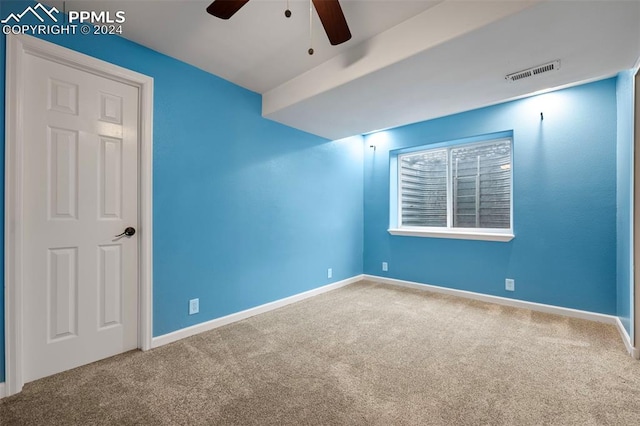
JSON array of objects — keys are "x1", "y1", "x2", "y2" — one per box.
[
  {"x1": 0, "y1": 1, "x2": 364, "y2": 382},
  {"x1": 617, "y1": 70, "x2": 635, "y2": 336},
  {"x1": 364, "y1": 79, "x2": 618, "y2": 314}
]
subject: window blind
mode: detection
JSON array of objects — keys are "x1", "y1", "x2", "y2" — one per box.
[
  {"x1": 400, "y1": 149, "x2": 447, "y2": 227},
  {"x1": 398, "y1": 139, "x2": 511, "y2": 231},
  {"x1": 451, "y1": 141, "x2": 511, "y2": 229}
]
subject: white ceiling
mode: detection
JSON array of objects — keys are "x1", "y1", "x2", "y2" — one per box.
[{"x1": 53, "y1": 0, "x2": 640, "y2": 140}]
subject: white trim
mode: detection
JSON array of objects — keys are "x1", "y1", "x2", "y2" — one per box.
[
  {"x1": 4, "y1": 34, "x2": 154, "y2": 397},
  {"x1": 364, "y1": 275, "x2": 618, "y2": 324},
  {"x1": 151, "y1": 275, "x2": 364, "y2": 348},
  {"x1": 0, "y1": 382, "x2": 5, "y2": 399},
  {"x1": 388, "y1": 228, "x2": 514, "y2": 242},
  {"x1": 634, "y1": 65, "x2": 640, "y2": 350},
  {"x1": 4, "y1": 31, "x2": 25, "y2": 399},
  {"x1": 138, "y1": 56, "x2": 154, "y2": 352},
  {"x1": 615, "y1": 317, "x2": 640, "y2": 359}
]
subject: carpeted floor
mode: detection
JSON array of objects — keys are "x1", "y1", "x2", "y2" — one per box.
[{"x1": 1, "y1": 280, "x2": 639, "y2": 425}]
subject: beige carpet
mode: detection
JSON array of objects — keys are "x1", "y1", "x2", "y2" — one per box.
[{"x1": 1, "y1": 281, "x2": 639, "y2": 425}]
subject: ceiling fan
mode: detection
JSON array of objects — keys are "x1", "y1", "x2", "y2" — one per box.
[{"x1": 206, "y1": 0, "x2": 352, "y2": 47}]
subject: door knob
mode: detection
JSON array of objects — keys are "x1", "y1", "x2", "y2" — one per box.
[{"x1": 115, "y1": 227, "x2": 136, "y2": 237}]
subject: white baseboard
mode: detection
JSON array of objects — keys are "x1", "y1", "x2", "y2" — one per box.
[
  {"x1": 152, "y1": 275, "x2": 364, "y2": 348},
  {"x1": 2, "y1": 272, "x2": 636, "y2": 400},
  {"x1": 614, "y1": 317, "x2": 640, "y2": 359},
  {"x1": 153, "y1": 273, "x2": 637, "y2": 359},
  {"x1": 364, "y1": 275, "x2": 619, "y2": 325}
]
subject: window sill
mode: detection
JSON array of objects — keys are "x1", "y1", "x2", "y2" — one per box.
[{"x1": 387, "y1": 228, "x2": 514, "y2": 242}]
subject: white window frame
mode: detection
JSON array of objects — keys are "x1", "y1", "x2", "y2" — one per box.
[{"x1": 389, "y1": 138, "x2": 514, "y2": 242}]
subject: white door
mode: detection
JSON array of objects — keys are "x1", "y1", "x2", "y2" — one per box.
[{"x1": 21, "y1": 52, "x2": 139, "y2": 382}]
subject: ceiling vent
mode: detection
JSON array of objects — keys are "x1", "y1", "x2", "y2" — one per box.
[{"x1": 505, "y1": 60, "x2": 561, "y2": 82}]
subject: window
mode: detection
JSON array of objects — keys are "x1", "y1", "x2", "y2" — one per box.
[{"x1": 390, "y1": 138, "x2": 513, "y2": 241}]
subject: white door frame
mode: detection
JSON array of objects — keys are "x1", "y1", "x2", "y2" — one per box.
[
  {"x1": 634, "y1": 65, "x2": 640, "y2": 357},
  {"x1": 4, "y1": 33, "x2": 154, "y2": 396}
]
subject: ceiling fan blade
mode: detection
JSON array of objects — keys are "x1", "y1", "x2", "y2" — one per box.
[
  {"x1": 206, "y1": 0, "x2": 250, "y2": 20},
  {"x1": 312, "y1": 0, "x2": 352, "y2": 46}
]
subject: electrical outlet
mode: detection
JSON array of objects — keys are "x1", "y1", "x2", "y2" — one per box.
[
  {"x1": 382, "y1": 262, "x2": 388, "y2": 272},
  {"x1": 505, "y1": 279, "x2": 515, "y2": 292},
  {"x1": 327, "y1": 268, "x2": 332, "y2": 279},
  {"x1": 189, "y1": 298, "x2": 199, "y2": 315}
]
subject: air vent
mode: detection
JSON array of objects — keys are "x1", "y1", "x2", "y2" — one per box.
[{"x1": 505, "y1": 60, "x2": 561, "y2": 82}]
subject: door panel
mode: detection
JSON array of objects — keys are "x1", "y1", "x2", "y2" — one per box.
[
  {"x1": 47, "y1": 247, "x2": 78, "y2": 341},
  {"x1": 48, "y1": 127, "x2": 79, "y2": 219},
  {"x1": 98, "y1": 244, "x2": 123, "y2": 329}
]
